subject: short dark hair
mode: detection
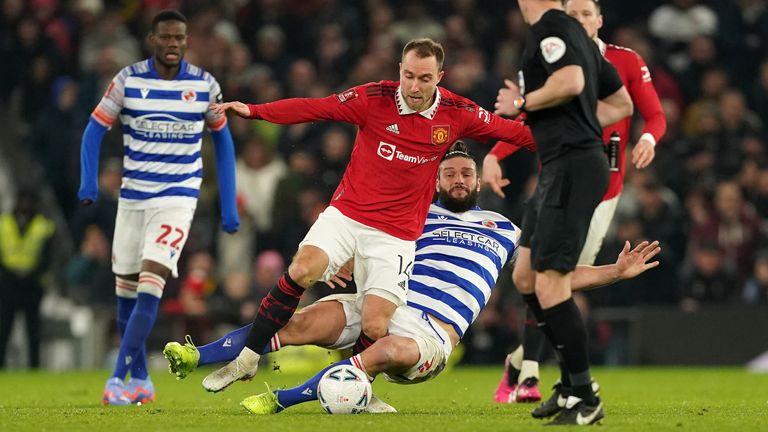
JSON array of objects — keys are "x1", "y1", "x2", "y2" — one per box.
[
  {"x1": 402, "y1": 38, "x2": 445, "y2": 70},
  {"x1": 563, "y1": 0, "x2": 601, "y2": 12},
  {"x1": 441, "y1": 140, "x2": 473, "y2": 162},
  {"x1": 151, "y1": 9, "x2": 187, "y2": 33}
]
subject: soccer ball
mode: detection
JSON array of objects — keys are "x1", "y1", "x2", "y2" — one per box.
[{"x1": 317, "y1": 364, "x2": 371, "y2": 414}]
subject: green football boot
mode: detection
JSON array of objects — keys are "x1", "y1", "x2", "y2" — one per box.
[{"x1": 163, "y1": 335, "x2": 200, "y2": 379}]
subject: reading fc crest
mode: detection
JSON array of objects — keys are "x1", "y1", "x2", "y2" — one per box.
[
  {"x1": 182, "y1": 89, "x2": 197, "y2": 102},
  {"x1": 431, "y1": 125, "x2": 450, "y2": 145}
]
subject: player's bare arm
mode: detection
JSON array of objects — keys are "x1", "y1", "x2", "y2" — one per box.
[
  {"x1": 571, "y1": 240, "x2": 661, "y2": 291},
  {"x1": 596, "y1": 86, "x2": 633, "y2": 127},
  {"x1": 495, "y1": 65, "x2": 585, "y2": 117}
]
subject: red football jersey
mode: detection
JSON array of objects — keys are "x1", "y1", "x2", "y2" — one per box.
[
  {"x1": 601, "y1": 41, "x2": 666, "y2": 199},
  {"x1": 247, "y1": 80, "x2": 535, "y2": 240},
  {"x1": 490, "y1": 40, "x2": 666, "y2": 201}
]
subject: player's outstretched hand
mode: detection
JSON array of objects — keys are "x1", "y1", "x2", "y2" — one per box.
[
  {"x1": 210, "y1": 101, "x2": 250, "y2": 118},
  {"x1": 324, "y1": 259, "x2": 354, "y2": 289},
  {"x1": 615, "y1": 240, "x2": 661, "y2": 280},
  {"x1": 631, "y1": 138, "x2": 656, "y2": 169},
  {"x1": 494, "y1": 79, "x2": 521, "y2": 117},
  {"x1": 482, "y1": 154, "x2": 510, "y2": 198}
]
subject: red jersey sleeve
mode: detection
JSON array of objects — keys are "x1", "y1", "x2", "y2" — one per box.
[
  {"x1": 489, "y1": 141, "x2": 524, "y2": 160},
  {"x1": 461, "y1": 105, "x2": 536, "y2": 152},
  {"x1": 627, "y1": 53, "x2": 666, "y2": 143},
  {"x1": 247, "y1": 85, "x2": 369, "y2": 127},
  {"x1": 487, "y1": 113, "x2": 538, "y2": 160}
]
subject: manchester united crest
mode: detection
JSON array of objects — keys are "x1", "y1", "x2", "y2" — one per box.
[{"x1": 431, "y1": 125, "x2": 450, "y2": 145}]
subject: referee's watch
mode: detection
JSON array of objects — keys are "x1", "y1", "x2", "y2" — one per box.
[{"x1": 513, "y1": 96, "x2": 526, "y2": 112}]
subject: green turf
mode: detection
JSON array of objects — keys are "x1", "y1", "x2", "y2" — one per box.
[{"x1": 0, "y1": 366, "x2": 766, "y2": 431}]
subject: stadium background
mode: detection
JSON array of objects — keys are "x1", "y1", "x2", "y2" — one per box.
[{"x1": 0, "y1": 0, "x2": 767, "y2": 370}]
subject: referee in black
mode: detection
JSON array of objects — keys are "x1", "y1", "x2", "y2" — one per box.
[{"x1": 495, "y1": 0, "x2": 632, "y2": 426}]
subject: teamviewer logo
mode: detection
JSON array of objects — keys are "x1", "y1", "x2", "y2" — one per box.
[{"x1": 377, "y1": 142, "x2": 396, "y2": 161}]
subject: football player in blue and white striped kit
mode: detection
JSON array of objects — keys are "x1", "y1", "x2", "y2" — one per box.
[
  {"x1": 163, "y1": 141, "x2": 659, "y2": 413},
  {"x1": 78, "y1": 10, "x2": 239, "y2": 406}
]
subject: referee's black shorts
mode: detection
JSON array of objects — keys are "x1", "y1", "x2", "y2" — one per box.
[{"x1": 527, "y1": 148, "x2": 609, "y2": 273}]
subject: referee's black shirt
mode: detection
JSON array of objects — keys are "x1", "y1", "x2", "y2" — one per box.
[{"x1": 520, "y1": 9, "x2": 623, "y2": 164}]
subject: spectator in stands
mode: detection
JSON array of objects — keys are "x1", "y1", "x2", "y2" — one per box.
[
  {"x1": 78, "y1": 7, "x2": 139, "y2": 74},
  {"x1": 649, "y1": 0, "x2": 717, "y2": 47},
  {"x1": 16, "y1": 17, "x2": 62, "y2": 124},
  {"x1": 0, "y1": 187, "x2": 55, "y2": 368},
  {"x1": 690, "y1": 181, "x2": 763, "y2": 279},
  {"x1": 317, "y1": 127, "x2": 352, "y2": 197},
  {"x1": 682, "y1": 68, "x2": 729, "y2": 137},
  {"x1": 69, "y1": 157, "x2": 120, "y2": 247},
  {"x1": 28, "y1": 76, "x2": 86, "y2": 219},
  {"x1": 751, "y1": 163, "x2": 768, "y2": 218},
  {"x1": 252, "y1": 250, "x2": 284, "y2": 300},
  {"x1": 674, "y1": 36, "x2": 720, "y2": 103},
  {"x1": 680, "y1": 241, "x2": 740, "y2": 311},
  {"x1": 635, "y1": 179, "x2": 686, "y2": 261},
  {"x1": 64, "y1": 224, "x2": 113, "y2": 306},
  {"x1": 742, "y1": 249, "x2": 768, "y2": 304},
  {"x1": 749, "y1": 60, "x2": 768, "y2": 136},
  {"x1": 315, "y1": 23, "x2": 353, "y2": 88},
  {"x1": 179, "y1": 252, "x2": 217, "y2": 318},
  {"x1": 391, "y1": 0, "x2": 445, "y2": 46},
  {"x1": 207, "y1": 272, "x2": 258, "y2": 328}
]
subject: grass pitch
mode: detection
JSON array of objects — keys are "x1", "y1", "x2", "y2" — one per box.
[{"x1": 0, "y1": 366, "x2": 766, "y2": 431}]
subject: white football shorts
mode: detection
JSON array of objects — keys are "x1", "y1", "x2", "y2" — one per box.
[
  {"x1": 318, "y1": 293, "x2": 453, "y2": 384},
  {"x1": 300, "y1": 205, "x2": 415, "y2": 307},
  {"x1": 112, "y1": 206, "x2": 195, "y2": 278},
  {"x1": 577, "y1": 194, "x2": 620, "y2": 265}
]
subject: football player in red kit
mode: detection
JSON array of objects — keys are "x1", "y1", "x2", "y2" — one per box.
[{"x1": 192, "y1": 38, "x2": 537, "y2": 393}]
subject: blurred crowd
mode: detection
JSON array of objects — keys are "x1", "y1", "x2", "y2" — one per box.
[{"x1": 1, "y1": 0, "x2": 768, "y2": 366}]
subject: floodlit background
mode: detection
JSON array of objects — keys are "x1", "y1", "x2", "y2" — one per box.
[{"x1": 0, "y1": 0, "x2": 767, "y2": 371}]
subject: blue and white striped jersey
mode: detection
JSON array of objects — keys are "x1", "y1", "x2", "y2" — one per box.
[
  {"x1": 407, "y1": 203, "x2": 521, "y2": 337},
  {"x1": 92, "y1": 58, "x2": 227, "y2": 209}
]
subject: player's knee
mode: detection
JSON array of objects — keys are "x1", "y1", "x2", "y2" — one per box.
[
  {"x1": 513, "y1": 265, "x2": 534, "y2": 294},
  {"x1": 361, "y1": 319, "x2": 389, "y2": 341},
  {"x1": 369, "y1": 337, "x2": 410, "y2": 369},
  {"x1": 287, "y1": 260, "x2": 318, "y2": 288},
  {"x1": 287, "y1": 246, "x2": 328, "y2": 287},
  {"x1": 534, "y1": 282, "x2": 570, "y2": 309}
]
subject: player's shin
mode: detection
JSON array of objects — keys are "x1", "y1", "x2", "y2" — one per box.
[
  {"x1": 115, "y1": 277, "x2": 138, "y2": 337},
  {"x1": 112, "y1": 272, "x2": 164, "y2": 380},
  {"x1": 523, "y1": 294, "x2": 571, "y2": 387},
  {"x1": 195, "y1": 324, "x2": 281, "y2": 366},
  {"x1": 243, "y1": 273, "x2": 303, "y2": 354},
  {"x1": 542, "y1": 298, "x2": 596, "y2": 405}
]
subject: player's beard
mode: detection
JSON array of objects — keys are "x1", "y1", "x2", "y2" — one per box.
[{"x1": 438, "y1": 185, "x2": 478, "y2": 213}]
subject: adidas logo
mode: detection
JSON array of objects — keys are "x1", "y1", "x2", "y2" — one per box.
[
  {"x1": 386, "y1": 123, "x2": 400, "y2": 134},
  {"x1": 222, "y1": 338, "x2": 232, "y2": 347}
]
